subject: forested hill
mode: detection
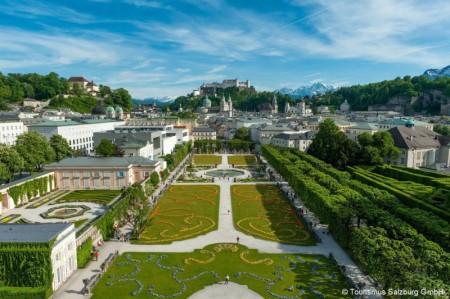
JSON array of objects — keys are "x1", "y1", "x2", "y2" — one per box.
[
  {"x1": 0, "y1": 72, "x2": 132, "y2": 112},
  {"x1": 319, "y1": 75, "x2": 450, "y2": 113}
]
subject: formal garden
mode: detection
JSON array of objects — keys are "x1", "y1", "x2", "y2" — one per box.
[
  {"x1": 55, "y1": 190, "x2": 121, "y2": 205},
  {"x1": 136, "y1": 185, "x2": 220, "y2": 244},
  {"x1": 231, "y1": 185, "x2": 314, "y2": 245},
  {"x1": 228, "y1": 155, "x2": 257, "y2": 166},
  {"x1": 193, "y1": 155, "x2": 222, "y2": 165},
  {"x1": 92, "y1": 244, "x2": 351, "y2": 299}
]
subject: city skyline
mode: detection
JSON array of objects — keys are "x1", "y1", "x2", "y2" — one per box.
[{"x1": 0, "y1": 0, "x2": 449, "y2": 98}]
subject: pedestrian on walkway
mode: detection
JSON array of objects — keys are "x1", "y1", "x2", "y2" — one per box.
[
  {"x1": 95, "y1": 250, "x2": 99, "y2": 261},
  {"x1": 225, "y1": 274, "x2": 229, "y2": 284},
  {"x1": 228, "y1": 209, "x2": 230, "y2": 215},
  {"x1": 236, "y1": 236, "x2": 240, "y2": 244}
]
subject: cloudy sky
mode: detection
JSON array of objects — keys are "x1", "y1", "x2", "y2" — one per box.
[{"x1": 0, "y1": 0, "x2": 449, "y2": 98}]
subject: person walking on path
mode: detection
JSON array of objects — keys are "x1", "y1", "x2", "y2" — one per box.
[
  {"x1": 236, "y1": 236, "x2": 240, "y2": 244},
  {"x1": 225, "y1": 274, "x2": 229, "y2": 284},
  {"x1": 95, "y1": 250, "x2": 99, "y2": 261}
]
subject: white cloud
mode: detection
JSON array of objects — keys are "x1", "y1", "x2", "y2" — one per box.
[{"x1": 206, "y1": 65, "x2": 226, "y2": 74}]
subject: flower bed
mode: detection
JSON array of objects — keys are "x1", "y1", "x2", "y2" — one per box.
[
  {"x1": 92, "y1": 244, "x2": 351, "y2": 299},
  {"x1": 0, "y1": 214, "x2": 20, "y2": 223},
  {"x1": 40, "y1": 205, "x2": 91, "y2": 219}
]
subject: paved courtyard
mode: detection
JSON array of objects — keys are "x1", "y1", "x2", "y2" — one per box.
[{"x1": 52, "y1": 154, "x2": 381, "y2": 299}]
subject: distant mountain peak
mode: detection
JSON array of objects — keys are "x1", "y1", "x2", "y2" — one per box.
[
  {"x1": 274, "y1": 82, "x2": 337, "y2": 98},
  {"x1": 423, "y1": 64, "x2": 450, "y2": 79}
]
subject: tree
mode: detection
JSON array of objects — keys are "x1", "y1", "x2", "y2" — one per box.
[
  {"x1": 360, "y1": 145, "x2": 384, "y2": 165},
  {"x1": 14, "y1": 131, "x2": 55, "y2": 172},
  {"x1": 49, "y1": 134, "x2": 73, "y2": 161},
  {"x1": 357, "y1": 132, "x2": 373, "y2": 147},
  {"x1": 120, "y1": 186, "x2": 151, "y2": 238},
  {"x1": 150, "y1": 171, "x2": 160, "y2": 186},
  {"x1": 372, "y1": 131, "x2": 400, "y2": 158},
  {"x1": 96, "y1": 138, "x2": 116, "y2": 157},
  {"x1": 234, "y1": 127, "x2": 251, "y2": 141},
  {"x1": 0, "y1": 144, "x2": 25, "y2": 182},
  {"x1": 112, "y1": 88, "x2": 132, "y2": 110}
]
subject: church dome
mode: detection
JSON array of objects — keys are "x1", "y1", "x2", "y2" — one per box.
[
  {"x1": 115, "y1": 106, "x2": 123, "y2": 111},
  {"x1": 106, "y1": 106, "x2": 114, "y2": 111},
  {"x1": 203, "y1": 97, "x2": 212, "y2": 108},
  {"x1": 91, "y1": 101, "x2": 106, "y2": 115}
]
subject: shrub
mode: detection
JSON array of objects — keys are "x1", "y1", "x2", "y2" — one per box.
[{"x1": 77, "y1": 237, "x2": 93, "y2": 268}]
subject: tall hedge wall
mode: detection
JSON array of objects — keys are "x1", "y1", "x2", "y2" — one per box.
[
  {"x1": 0, "y1": 243, "x2": 53, "y2": 288},
  {"x1": 77, "y1": 237, "x2": 92, "y2": 268},
  {"x1": 0, "y1": 286, "x2": 53, "y2": 299}
]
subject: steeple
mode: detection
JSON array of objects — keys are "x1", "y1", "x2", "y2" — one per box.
[
  {"x1": 272, "y1": 94, "x2": 278, "y2": 113},
  {"x1": 228, "y1": 95, "x2": 233, "y2": 117}
]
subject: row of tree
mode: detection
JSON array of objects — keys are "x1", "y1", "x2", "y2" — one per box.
[
  {"x1": 0, "y1": 132, "x2": 72, "y2": 183},
  {"x1": 307, "y1": 119, "x2": 399, "y2": 169},
  {"x1": 262, "y1": 145, "x2": 449, "y2": 292}
]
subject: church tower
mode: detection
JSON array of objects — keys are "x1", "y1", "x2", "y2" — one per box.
[
  {"x1": 285, "y1": 102, "x2": 290, "y2": 114},
  {"x1": 272, "y1": 94, "x2": 278, "y2": 113},
  {"x1": 228, "y1": 95, "x2": 233, "y2": 117}
]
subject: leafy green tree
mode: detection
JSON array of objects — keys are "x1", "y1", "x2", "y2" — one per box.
[
  {"x1": 357, "y1": 132, "x2": 373, "y2": 147},
  {"x1": 434, "y1": 124, "x2": 450, "y2": 136},
  {"x1": 150, "y1": 171, "x2": 160, "y2": 186},
  {"x1": 96, "y1": 138, "x2": 116, "y2": 157},
  {"x1": 372, "y1": 131, "x2": 400, "y2": 158},
  {"x1": 360, "y1": 145, "x2": 384, "y2": 165},
  {"x1": 14, "y1": 131, "x2": 55, "y2": 172},
  {"x1": 99, "y1": 84, "x2": 112, "y2": 98},
  {"x1": 112, "y1": 88, "x2": 132, "y2": 110},
  {"x1": 0, "y1": 144, "x2": 25, "y2": 182},
  {"x1": 49, "y1": 134, "x2": 73, "y2": 161},
  {"x1": 119, "y1": 185, "x2": 151, "y2": 238},
  {"x1": 234, "y1": 127, "x2": 251, "y2": 141},
  {"x1": 0, "y1": 163, "x2": 8, "y2": 182}
]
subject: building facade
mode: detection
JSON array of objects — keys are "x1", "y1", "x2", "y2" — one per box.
[{"x1": 45, "y1": 156, "x2": 163, "y2": 190}]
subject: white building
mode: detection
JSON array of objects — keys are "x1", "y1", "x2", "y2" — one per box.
[
  {"x1": 192, "y1": 127, "x2": 217, "y2": 141},
  {"x1": 27, "y1": 119, "x2": 125, "y2": 154},
  {"x1": 0, "y1": 121, "x2": 25, "y2": 146},
  {"x1": 271, "y1": 131, "x2": 317, "y2": 152},
  {"x1": 0, "y1": 223, "x2": 77, "y2": 291},
  {"x1": 386, "y1": 125, "x2": 450, "y2": 168},
  {"x1": 257, "y1": 124, "x2": 299, "y2": 144},
  {"x1": 285, "y1": 100, "x2": 313, "y2": 116}
]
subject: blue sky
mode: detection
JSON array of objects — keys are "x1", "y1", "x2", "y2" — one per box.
[{"x1": 0, "y1": 0, "x2": 449, "y2": 98}]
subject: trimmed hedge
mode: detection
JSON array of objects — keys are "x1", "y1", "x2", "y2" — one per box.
[
  {"x1": 0, "y1": 243, "x2": 53, "y2": 288},
  {"x1": 77, "y1": 237, "x2": 93, "y2": 268},
  {"x1": 262, "y1": 145, "x2": 450, "y2": 289},
  {"x1": 0, "y1": 286, "x2": 53, "y2": 299},
  {"x1": 7, "y1": 176, "x2": 53, "y2": 206},
  {"x1": 348, "y1": 167, "x2": 450, "y2": 222}
]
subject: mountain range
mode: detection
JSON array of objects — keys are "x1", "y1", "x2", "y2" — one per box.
[
  {"x1": 132, "y1": 96, "x2": 175, "y2": 107},
  {"x1": 423, "y1": 64, "x2": 450, "y2": 79},
  {"x1": 274, "y1": 82, "x2": 337, "y2": 98}
]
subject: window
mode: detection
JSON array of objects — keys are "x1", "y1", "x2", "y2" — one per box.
[
  {"x1": 103, "y1": 171, "x2": 110, "y2": 177},
  {"x1": 63, "y1": 171, "x2": 69, "y2": 177},
  {"x1": 117, "y1": 171, "x2": 125, "y2": 177},
  {"x1": 83, "y1": 171, "x2": 90, "y2": 178},
  {"x1": 73, "y1": 171, "x2": 79, "y2": 177}
]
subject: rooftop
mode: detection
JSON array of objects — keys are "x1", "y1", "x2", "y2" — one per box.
[
  {"x1": 45, "y1": 156, "x2": 159, "y2": 168},
  {"x1": 0, "y1": 223, "x2": 72, "y2": 243}
]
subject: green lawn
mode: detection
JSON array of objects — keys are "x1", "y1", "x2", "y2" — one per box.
[
  {"x1": 231, "y1": 185, "x2": 315, "y2": 246},
  {"x1": 136, "y1": 185, "x2": 220, "y2": 244},
  {"x1": 55, "y1": 190, "x2": 121, "y2": 205},
  {"x1": 228, "y1": 155, "x2": 257, "y2": 166},
  {"x1": 92, "y1": 244, "x2": 351, "y2": 299},
  {"x1": 193, "y1": 155, "x2": 222, "y2": 165}
]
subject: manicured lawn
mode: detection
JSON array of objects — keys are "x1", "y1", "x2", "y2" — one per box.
[
  {"x1": 228, "y1": 155, "x2": 257, "y2": 166},
  {"x1": 136, "y1": 185, "x2": 220, "y2": 244},
  {"x1": 193, "y1": 155, "x2": 222, "y2": 165},
  {"x1": 92, "y1": 244, "x2": 350, "y2": 299},
  {"x1": 55, "y1": 190, "x2": 121, "y2": 205},
  {"x1": 231, "y1": 185, "x2": 315, "y2": 245}
]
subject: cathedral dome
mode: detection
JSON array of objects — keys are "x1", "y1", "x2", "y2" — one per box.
[{"x1": 91, "y1": 101, "x2": 106, "y2": 115}]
